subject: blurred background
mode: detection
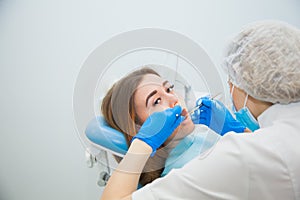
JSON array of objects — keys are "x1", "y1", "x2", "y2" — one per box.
[{"x1": 0, "y1": 0, "x2": 299, "y2": 199}]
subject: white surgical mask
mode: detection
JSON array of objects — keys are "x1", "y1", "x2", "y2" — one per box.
[{"x1": 231, "y1": 86, "x2": 260, "y2": 132}]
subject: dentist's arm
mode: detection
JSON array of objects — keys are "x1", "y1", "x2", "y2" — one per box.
[
  {"x1": 101, "y1": 105, "x2": 184, "y2": 200},
  {"x1": 101, "y1": 139, "x2": 151, "y2": 200}
]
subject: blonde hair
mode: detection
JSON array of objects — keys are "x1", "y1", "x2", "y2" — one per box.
[{"x1": 101, "y1": 67, "x2": 168, "y2": 186}]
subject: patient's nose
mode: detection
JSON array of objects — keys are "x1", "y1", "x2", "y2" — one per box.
[{"x1": 168, "y1": 94, "x2": 178, "y2": 108}]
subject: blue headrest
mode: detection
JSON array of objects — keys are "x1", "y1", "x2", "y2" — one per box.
[{"x1": 85, "y1": 116, "x2": 128, "y2": 156}]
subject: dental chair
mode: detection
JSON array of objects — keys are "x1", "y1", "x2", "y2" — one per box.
[
  {"x1": 85, "y1": 116, "x2": 129, "y2": 186},
  {"x1": 86, "y1": 116, "x2": 128, "y2": 157},
  {"x1": 85, "y1": 91, "x2": 212, "y2": 187}
]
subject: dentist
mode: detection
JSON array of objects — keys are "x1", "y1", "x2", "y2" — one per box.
[{"x1": 101, "y1": 20, "x2": 300, "y2": 200}]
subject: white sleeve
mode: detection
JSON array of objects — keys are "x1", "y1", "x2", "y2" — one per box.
[{"x1": 132, "y1": 133, "x2": 249, "y2": 200}]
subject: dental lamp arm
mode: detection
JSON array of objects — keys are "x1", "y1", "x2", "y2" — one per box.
[{"x1": 101, "y1": 106, "x2": 184, "y2": 200}]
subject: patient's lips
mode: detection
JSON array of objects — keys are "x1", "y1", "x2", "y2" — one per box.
[{"x1": 181, "y1": 108, "x2": 188, "y2": 119}]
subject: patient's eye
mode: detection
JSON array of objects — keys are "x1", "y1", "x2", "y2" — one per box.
[
  {"x1": 167, "y1": 84, "x2": 174, "y2": 93},
  {"x1": 154, "y1": 98, "x2": 161, "y2": 105}
]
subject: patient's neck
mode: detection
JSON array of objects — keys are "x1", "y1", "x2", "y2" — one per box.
[{"x1": 163, "y1": 124, "x2": 195, "y2": 151}]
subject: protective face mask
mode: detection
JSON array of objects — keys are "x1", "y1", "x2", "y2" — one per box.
[
  {"x1": 231, "y1": 86, "x2": 260, "y2": 132},
  {"x1": 161, "y1": 126, "x2": 220, "y2": 176},
  {"x1": 230, "y1": 85, "x2": 237, "y2": 113}
]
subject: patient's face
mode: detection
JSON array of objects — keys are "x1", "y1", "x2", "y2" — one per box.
[{"x1": 134, "y1": 74, "x2": 195, "y2": 146}]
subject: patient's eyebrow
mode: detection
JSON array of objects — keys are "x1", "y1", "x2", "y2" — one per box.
[
  {"x1": 145, "y1": 80, "x2": 170, "y2": 107},
  {"x1": 146, "y1": 90, "x2": 157, "y2": 107},
  {"x1": 162, "y1": 80, "x2": 169, "y2": 87}
]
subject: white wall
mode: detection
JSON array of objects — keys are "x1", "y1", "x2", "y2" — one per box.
[{"x1": 0, "y1": 0, "x2": 299, "y2": 199}]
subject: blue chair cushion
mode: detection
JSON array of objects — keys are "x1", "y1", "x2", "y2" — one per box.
[{"x1": 85, "y1": 116, "x2": 128, "y2": 156}]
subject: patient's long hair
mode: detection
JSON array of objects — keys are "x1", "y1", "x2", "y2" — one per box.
[{"x1": 101, "y1": 67, "x2": 169, "y2": 186}]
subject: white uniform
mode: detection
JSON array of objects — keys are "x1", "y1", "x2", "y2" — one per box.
[{"x1": 132, "y1": 102, "x2": 300, "y2": 200}]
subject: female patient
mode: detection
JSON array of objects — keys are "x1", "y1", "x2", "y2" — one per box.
[{"x1": 101, "y1": 66, "x2": 219, "y2": 186}]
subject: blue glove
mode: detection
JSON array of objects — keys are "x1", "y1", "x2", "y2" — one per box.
[
  {"x1": 132, "y1": 105, "x2": 184, "y2": 156},
  {"x1": 192, "y1": 97, "x2": 246, "y2": 136}
]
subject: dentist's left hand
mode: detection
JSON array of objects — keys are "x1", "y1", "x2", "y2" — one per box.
[
  {"x1": 192, "y1": 97, "x2": 246, "y2": 135},
  {"x1": 132, "y1": 105, "x2": 184, "y2": 157}
]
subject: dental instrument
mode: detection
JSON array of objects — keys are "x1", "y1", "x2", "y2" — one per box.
[{"x1": 188, "y1": 93, "x2": 222, "y2": 115}]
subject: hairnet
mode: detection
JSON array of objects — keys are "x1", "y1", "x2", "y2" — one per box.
[{"x1": 223, "y1": 20, "x2": 300, "y2": 104}]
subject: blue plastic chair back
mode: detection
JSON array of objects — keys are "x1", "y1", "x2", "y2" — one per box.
[{"x1": 85, "y1": 116, "x2": 128, "y2": 156}]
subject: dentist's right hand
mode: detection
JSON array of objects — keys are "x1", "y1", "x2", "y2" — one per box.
[{"x1": 132, "y1": 105, "x2": 184, "y2": 157}]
